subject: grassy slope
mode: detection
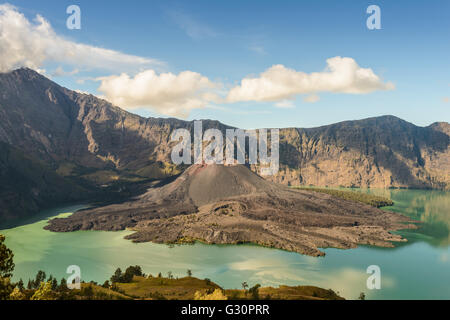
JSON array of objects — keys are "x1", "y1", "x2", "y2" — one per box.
[
  {"x1": 292, "y1": 187, "x2": 394, "y2": 208},
  {"x1": 87, "y1": 276, "x2": 344, "y2": 300}
]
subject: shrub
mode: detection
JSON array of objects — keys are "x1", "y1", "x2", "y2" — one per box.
[
  {"x1": 9, "y1": 287, "x2": 26, "y2": 300},
  {"x1": 194, "y1": 289, "x2": 227, "y2": 300},
  {"x1": 31, "y1": 281, "x2": 56, "y2": 300}
]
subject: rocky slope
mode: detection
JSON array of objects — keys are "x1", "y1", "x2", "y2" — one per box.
[
  {"x1": 0, "y1": 141, "x2": 88, "y2": 221},
  {"x1": 0, "y1": 68, "x2": 449, "y2": 220},
  {"x1": 269, "y1": 117, "x2": 450, "y2": 189},
  {"x1": 46, "y1": 164, "x2": 415, "y2": 256}
]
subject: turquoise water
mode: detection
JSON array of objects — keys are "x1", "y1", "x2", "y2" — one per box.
[{"x1": 1, "y1": 190, "x2": 449, "y2": 300}]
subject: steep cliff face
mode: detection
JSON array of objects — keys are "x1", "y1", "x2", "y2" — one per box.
[
  {"x1": 0, "y1": 68, "x2": 229, "y2": 181},
  {"x1": 0, "y1": 68, "x2": 449, "y2": 220},
  {"x1": 267, "y1": 117, "x2": 450, "y2": 189},
  {"x1": 0, "y1": 68, "x2": 176, "y2": 171}
]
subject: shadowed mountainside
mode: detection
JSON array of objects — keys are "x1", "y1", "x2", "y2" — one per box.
[
  {"x1": 0, "y1": 68, "x2": 449, "y2": 221},
  {"x1": 0, "y1": 141, "x2": 89, "y2": 220}
]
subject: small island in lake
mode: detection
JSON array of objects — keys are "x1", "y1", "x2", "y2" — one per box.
[{"x1": 46, "y1": 164, "x2": 416, "y2": 257}]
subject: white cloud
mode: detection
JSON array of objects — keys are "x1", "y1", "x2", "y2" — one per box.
[
  {"x1": 97, "y1": 57, "x2": 394, "y2": 118},
  {"x1": 0, "y1": 4, "x2": 163, "y2": 73},
  {"x1": 97, "y1": 69, "x2": 221, "y2": 118},
  {"x1": 227, "y1": 57, "x2": 395, "y2": 103}
]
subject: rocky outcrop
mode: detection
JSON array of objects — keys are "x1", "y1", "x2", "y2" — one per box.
[{"x1": 267, "y1": 118, "x2": 450, "y2": 189}]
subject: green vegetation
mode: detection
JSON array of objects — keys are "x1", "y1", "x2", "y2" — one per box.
[
  {"x1": 226, "y1": 285, "x2": 342, "y2": 300},
  {"x1": 0, "y1": 233, "x2": 344, "y2": 300},
  {"x1": 0, "y1": 234, "x2": 14, "y2": 300},
  {"x1": 194, "y1": 288, "x2": 228, "y2": 300},
  {"x1": 293, "y1": 187, "x2": 394, "y2": 208},
  {"x1": 110, "y1": 265, "x2": 144, "y2": 283},
  {"x1": 0, "y1": 235, "x2": 14, "y2": 278},
  {"x1": 113, "y1": 275, "x2": 220, "y2": 300},
  {"x1": 135, "y1": 161, "x2": 182, "y2": 179}
]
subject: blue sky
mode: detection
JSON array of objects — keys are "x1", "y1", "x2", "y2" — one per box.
[{"x1": 2, "y1": 0, "x2": 449, "y2": 128}]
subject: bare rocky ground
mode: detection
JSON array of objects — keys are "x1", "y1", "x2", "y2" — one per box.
[{"x1": 46, "y1": 164, "x2": 417, "y2": 256}]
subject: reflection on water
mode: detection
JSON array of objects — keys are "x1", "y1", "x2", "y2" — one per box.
[
  {"x1": 357, "y1": 189, "x2": 450, "y2": 246},
  {"x1": 0, "y1": 190, "x2": 449, "y2": 300}
]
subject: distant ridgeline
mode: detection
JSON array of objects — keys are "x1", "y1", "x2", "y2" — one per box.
[{"x1": 0, "y1": 68, "x2": 449, "y2": 220}]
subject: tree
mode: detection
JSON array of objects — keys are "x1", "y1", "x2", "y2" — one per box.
[
  {"x1": 167, "y1": 271, "x2": 173, "y2": 279},
  {"x1": 48, "y1": 275, "x2": 58, "y2": 290},
  {"x1": 249, "y1": 284, "x2": 261, "y2": 299},
  {"x1": 241, "y1": 282, "x2": 248, "y2": 292},
  {"x1": 0, "y1": 234, "x2": 15, "y2": 300},
  {"x1": 121, "y1": 271, "x2": 133, "y2": 283},
  {"x1": 9, "y1": 287, "x2": 26, "y2": 300},
  {"x1": 121, "y1": 265, "x2": 142, "y2": 283},
  {"x1": 0, "y1": 277, "x2": 14, "y2": 300},
  {"x1": 110, "y1": 266, "x2": 143, "y2": 284},
  {"x1": 110, "y1": 268, "x2": 122, "y2": 283},
  {"x1": 17, "y1": 278, "x2": 24, "y2": 291},
  {"x1": 81, "y1": 285, "x2": 94, "y2": 300},
  {"x1": 0, "y1": 235, "x2": 14, "y2": 278},
  {"x1": 32, "y1": 270, "x2": 46, "y2": 289},
  {"x1": 358, "y1": 292, "x2": 366, "y2": 300},
  {"x1": 51, "y1": 277, "x2": 58, "y2": 290},
  {"x1": 31, "y1": 281, "x2": 55, "y2": 300},
  {"x1": 187, "y1": 269, "x2": 192, "y2": 277},
  {"x1": 58, "y1": 278, "x2": 68, "y2": 292},
  {"x1": 125, "y1": 265, "x2": 143, "y2": 277},
  {"x1": 158, "y1": 272, "x2": 162, "y2": 278}
]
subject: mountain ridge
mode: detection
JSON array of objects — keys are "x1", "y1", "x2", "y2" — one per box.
[{"x1": 0, "y1": 68, "x2": 449, "y2": 221}]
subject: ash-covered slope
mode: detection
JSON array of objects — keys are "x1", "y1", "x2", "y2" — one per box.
[
  {"x1": 45, "y1": 164, "x2": 277, "y2": 231},
  {"x1": 145, "y1": 164, "x2": 279, "y2": 207},
  {"x1": 46, "y1": 164, "x2": 414, "y2": 256}
]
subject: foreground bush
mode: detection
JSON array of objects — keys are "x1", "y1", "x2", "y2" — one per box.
[{"x1": 194, "y1": 289, "x2": 228, "y2": 300}]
